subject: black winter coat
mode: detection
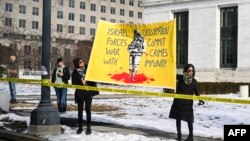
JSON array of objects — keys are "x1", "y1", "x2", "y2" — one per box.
[
  {"x1": 52, "y1": 67, "x2": 70, "y2": 84},
  {"x1": 71, "y1": 68, "x2": 99, "y2": 103},
  {"x1": 169, "y1": 75, "x2": 199, "y2": 123}
]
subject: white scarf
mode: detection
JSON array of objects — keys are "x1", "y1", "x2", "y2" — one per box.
[{"x1": 183, "y1": 72, "x2": 193, "y2": 85}]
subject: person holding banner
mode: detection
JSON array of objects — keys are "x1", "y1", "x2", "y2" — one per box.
[
  {"x1": 7, "y1": 55, "x2": 19, "y2": 103},
  {"x1": 169, "y1": 64, "x2": 205, "y2": 141},
  {"x1": 52, "y1": 58, "x2": 70, "y2": 113},
  {"x1": 72, "y1": 58, "x2": 98, "y2": 135},
  {"x1": 127, "y1": 30, "x2": 146, "y2": 81}
]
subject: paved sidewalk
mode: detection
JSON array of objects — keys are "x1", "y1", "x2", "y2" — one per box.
[
  {"x1": 17, "y1": 94, "x2": 152, "y2": 102},
  {"x1": 60, "y1": 117, "x2": 222, "y2": 141},
  {"x1": 0, "y1": 129, "x2": 46, "y2": 141}
]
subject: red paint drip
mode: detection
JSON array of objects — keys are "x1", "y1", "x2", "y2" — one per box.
[{"x1": 110, "y1": 72, "x2": 155, "y2": 84}]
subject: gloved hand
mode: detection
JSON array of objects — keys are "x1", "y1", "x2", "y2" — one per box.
[{"x1": 198, "y1": 100, "x2": 205, "y2": 106}]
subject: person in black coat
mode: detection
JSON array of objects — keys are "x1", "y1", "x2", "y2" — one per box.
[
  {"x1": 169, "y1": 64, "x2": 205, "y2": 141},
  {"x1": 52, "y1": 58, "x2": 70, "y2": 113},
  {"x1": 71, "y1": 58, "x2": 99, "y2": 135}
]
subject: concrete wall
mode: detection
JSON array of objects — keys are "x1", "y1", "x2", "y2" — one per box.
[
  {"x1": 238, "y1": 2, "x2": 250, "y2": 70},
  {"x1": 144, "y1": 0, "x2": 250, "y2": 82}
]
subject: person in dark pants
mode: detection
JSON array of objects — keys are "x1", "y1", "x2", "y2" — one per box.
[
  {"x1": 169, "y1": 64, "x2": 205, "y2": 141},
  {"x1": 52, "y1": 58, "x2": 70, "y2": 113},
  {"x1": 72, "y1": 58, "x2": 99, "y2": 135}
]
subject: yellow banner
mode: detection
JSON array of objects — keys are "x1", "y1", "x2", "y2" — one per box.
[{"x1": 86, "y1": 20, "x2": 176, "y2": 89}]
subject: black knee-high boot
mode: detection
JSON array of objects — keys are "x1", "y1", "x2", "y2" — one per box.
[
  {"x1": 85, "y1": 96, "x2": 92, "y2": 135},
  {"x1": 185, "y1": 122, "x2": 193, "y2": 141},
  {"x1": 176, "y1": 120, "x2": 181, "y2": 141},
  {"x1": 77, "y1": 101, "x2": 83, "y2": 134}
]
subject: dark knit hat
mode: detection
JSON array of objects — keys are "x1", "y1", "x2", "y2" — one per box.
[
  {"x1": 73, "y1": 58, "x2": 82, "y2": 68},
  {"x1": 57, "y1": 58, "x2": 63, "y2": 64}
]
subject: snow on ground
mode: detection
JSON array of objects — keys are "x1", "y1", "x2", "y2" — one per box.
[
  {"x1": 44, "y1": 126, "x2": 174, "y2": 141},
  {"x1": 1, "y1": 82, "x2": 250, "y2": 140},
  {"x1": 0, "y1": 113, "x2": 30, "y2": 126},
  {"x1": 60, "y1": 95, "x2": 250, "y2": 139},
  {"x1": 0, "y1": 82, "x2": 74, "y2": 95},
  {"x1": 0, "y1": 82, "x2": 163, "y2": 95}
]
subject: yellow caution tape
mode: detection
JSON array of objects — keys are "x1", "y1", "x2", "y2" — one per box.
[
  {"x1": 0, "y1": 78, "x2": 41, "y2": 84},
  {"x1": 1, "y1": 78, "x2": 250, "y2": 105}
]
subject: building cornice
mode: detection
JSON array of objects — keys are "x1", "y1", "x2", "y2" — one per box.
[
  {"x1": 143, "y1": 0, "x2": 218, "y2": 7},
  {"x1": 143, "y1": 0, "x2": 250, "y2": 8}
]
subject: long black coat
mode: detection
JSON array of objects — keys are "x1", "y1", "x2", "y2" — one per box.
[
  {"x1": 169, "y1": 75, "x2": 199, "y2": 123},
  {"x1": 71, "y1": 68, "x2": 99, "y2": 103}
]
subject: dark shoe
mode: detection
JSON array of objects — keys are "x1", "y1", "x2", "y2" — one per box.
[
  {"x1": 76, "y1": 128, "x2": 83, "y2": 134},
  {"x1": 62, "y1": 107, "x2": 67, "y2": 113},
  {"x1": 85, "y1": 128, "x2": 91, "y2": 135},
  {"x1": 177, "y1": 133, "x2": 182, "y2": 141},
  {"x1": 10, "y1": 99, "x2": 17, "y2": 103},
  {"x1": 185, "y1": 134, "x2": 193, "y2": 141}
]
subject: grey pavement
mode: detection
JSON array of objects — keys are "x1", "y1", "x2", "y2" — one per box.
[
  {"x1": 1, "y1": 95, "x2": 223, "y2": 141},
  {"x1": 60, "y1": 117, "x2": 222, "y2": 141},
  {"x1": 17, "y1": 94, "x2": 152, "y2": 102},
  {"x1": 0, "y1": 129, "x2": 46, "y2": 141}
]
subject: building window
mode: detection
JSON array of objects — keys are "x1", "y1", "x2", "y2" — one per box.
[
  {"x1": 111, "y1": 7, "x2": 116, "y2": 15},
  {"x1": 80, "y1": 14, "x2": 85, "y2": 22},
  {"x1": 101, "y1": 17, "x2": 106, "y2": 21},
  {"x1": 32, "y1": 21, "x2": 39, "y2": 29},
  {"x1": 33, "y1": 0, "x2": 39, "y2": 2},
  {"x1": 68, "y1": 26, "x2": 74, "y2": 33},
  {"x1": 69, "y1": 0, "x2": 75, "y2": 8},
  {"x1": 129, "y1": 11, "x2": 134, "y2": 17},
  {"x1": 220, "y1": 7, "x2": 238, "y2": 68},
  {"x1": 57, "y1": 0, "x2": 63, "y2": 6},
  {"x1": 80, "y1": 2, "x2": 85, "y2": 9},
  {"x1": 5, "y1": 3, "x2": 13, "y2": 12},
  {"x1": 69, "y1": 13, "x2": 75, "y2": 21},
  {"x1": 5, "y1": 18, "x2": 12, "y2": 26},
  {"x1": 80, "y1": 27, "x2": 85, "y2": 34},
  {"x1": 138, "y1": 1, "x2": 142, "y2": 7},
  {"x1": 120, "y1": 20, "x2": 125, "y2": 23},
  {"x1": 19, "y1": 19, "x2": 26, "y2": 28},
  {"x1": 175, "y1": 12, "x2": 188, "y2": 68},
  {"x1": 64, "y1": 49, "x2": 70, "y2": 57},
  {"x1": 38, "y1": 46, "x2": 42, "y2": 54},
  {"x1": 90, "y1": 28, "x2": 96, "y2": 36},
  {"x1": 57, "y1": 24, "x2": 63, "y2": 32},
  {"x1": 52, "y1": 48, "x2": 59, "y2": 56},
  {"x1": 57, "y1": 11, "x2": 63, "y2": 19},
  {"x1": 111, "y1": 0, "x2": 115, "y2": 3},
  {"x1": 19, "y1": 5, "x2": 26, "y2": 14},
  {"x1": 120, "y1": 0, "x2": 125, "y2": 4},
  {"x1": 91, "y1": 4, "x2": 96, "y2": 11},
  {"x1": 24, "y1": 45, "x2": 31, "y2": 69},
  {"x1": 90, "y1": 16, "x2": 96, "y2": 24},
  {"x1": 120, "y1": 9, "x2": 125, "y2": 16},
  {"x1": 9, "y1": 44, "x2": 17, "y2": 53},
  {"x1": 129, "y1": 0, "x2": 134, "y2": 6},
  {"x1": 110, "y1": 19, "x2": 116, "y2": 23},
  {"x1": 33, "y1": 7, "x2": 39, "y2": 16},
  {"x1": 24, "y1": 46, "x2": 31, "y2": 54},
  {"x1": 138, "y1": 12, "x2": 142, "y2": 19},
  {"x1": 101, "y1": 5, "x2": 106, "y2": 13}
]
